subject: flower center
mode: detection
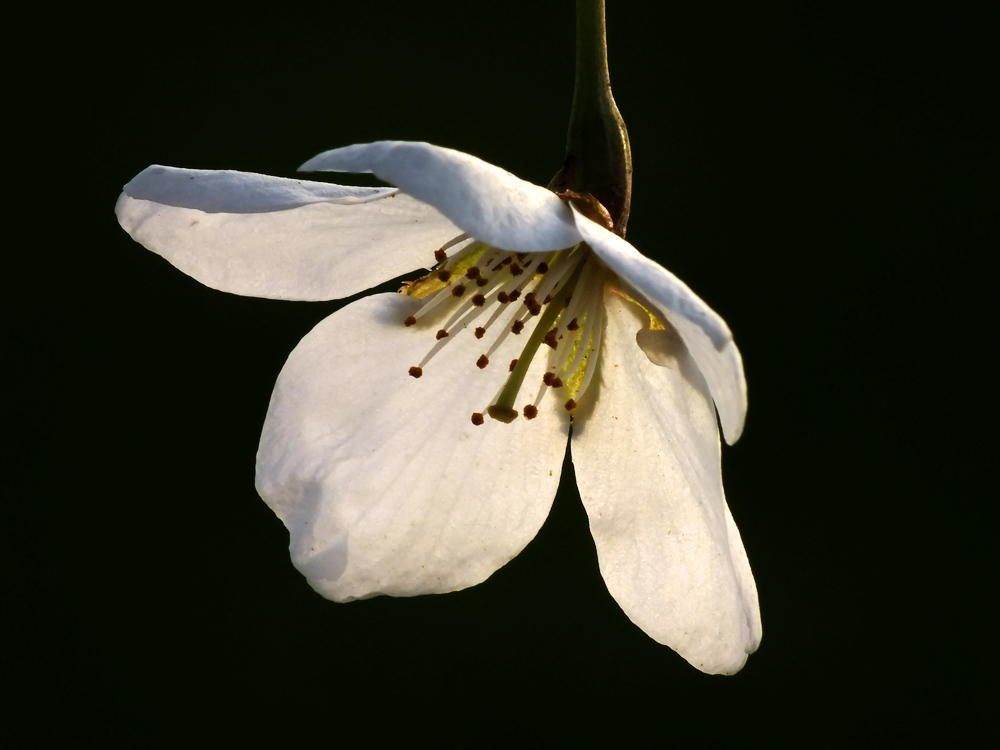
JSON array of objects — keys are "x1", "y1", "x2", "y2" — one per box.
[{"x1": 400, "y1": 234, "x2": 610, "y2": 425}]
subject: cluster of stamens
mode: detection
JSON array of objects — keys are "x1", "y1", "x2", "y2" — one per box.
[{"x1": 401, "y1": 233, "x2": 608, "y2": 425}]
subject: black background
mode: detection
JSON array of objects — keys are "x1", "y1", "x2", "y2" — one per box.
[{"x1": 7, "y1": 2, "x2": 994, "y2": 746}]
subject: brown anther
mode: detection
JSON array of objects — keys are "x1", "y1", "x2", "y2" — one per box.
[
  {"x1": 475, "y1": 327, "x2": 486, "y2": 339},
  {"x1": 472, "y1": 294, "x2": 486, "y2": 307},
  {"x1": 436, "y1": 329, "x2": 449, "y2": 340},
  {"x1": 476, "y1": 277, "x2": 489, "y2": 287},
  {"x1": 451, "y1": 284, "x2": 466, "y2": 297},
  {"x1": 437, "y1": 270, "x2": 452, "y2": 282},
  {"x1": 567, "y1": 318, "x2": 579, "y2": 331},
  {"x1": 564, "y1": 398, "x2": 577, "y2": 411},
  {"x1": 524, "y1": 292, "x2": 536, "y2": 305},
  {"x1": 509, "y1": 359, "x2": 518, "y2": 372},
  {"x1": 465, "y1": 266, "x2": 481, "y2": 279},
  {"x1": 542, "y1": 329, "x2": 559, "y2": 349},
  {"x1": 523, "y1": 404, "x2": 538, "y2": 420},
  {"x1": 527, "y1": 300, "x2": 542, "y2": 316},
  {"x1": 408, "y1": 366, "x2": 423, "y2": 378},
  {"x1": 542, "y1": 372, "x2": 555, "y2": 386},
  {"x1": 434, "y1": 248, "x2": 447, "y2": 262},
  {"x1": 516, "y1": 252, "x2": 528, "y2": 261},
  {"x1": 471, "y1": 412, "x2": 485, "y2": 426},
  {"x1": 536, "y1": 262, "x2": 549, "y2": 273},
  {"x1": 404, "y1": 315, "x2": 417, "y2": 327},
  {"x1": 501, "y1": 256, "x2": 513, "y2": 266},
  {"x1": 511, "y1": 320, "x2": 525, "y2": 335},
  {"x1": 551, "y1": 376, "x2": 564, "y2": 388},
  {"x1": 510, "y1": 263, "x2": 523, "y2": 276},
  {"x1": 543, "y1": 294, "x2": 552, "y2": 304},
  {"x1": 508, "y1": 289, "x2": 521, "y2": 302},
  {"x1": 476, "y1": 355, "x2": 489, "y2": 369},
  {"x1": 497, "y1": 291, "x2": 510, "y2": 303}
]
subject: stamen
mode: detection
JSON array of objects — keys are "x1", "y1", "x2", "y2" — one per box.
[
  {"x1": 476, "y1": 355, "x2": 489, "y2": 369},
  {"x1": 471, "y1": 412, "x2": 485, "y2": 425},
  {"x1": 408, "y1": 366, "x2": 423, "y2": 378},
  {"x1": 475, "y1": 327, "x2": 486, "y2": 339},
  {"x1": 487, "y1": 258, "x2": 587, "y2": 420}
]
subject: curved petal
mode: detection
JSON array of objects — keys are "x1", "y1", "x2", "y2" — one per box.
[
  {"x1": 256, "y1": 293, "x2": 571, "y2": 600},
  {"x1": 572, "y1": 207, "x2": 747, "y2": 443},
  {"x1": 300, "y1": 141, "x2": 583, "y2": 254},
  {"x1": 116, "y1": 165, "x2": 462, "y2": 300},
  {"x1": 571, "y1": 289, "x2": 760, "y2": 674}
]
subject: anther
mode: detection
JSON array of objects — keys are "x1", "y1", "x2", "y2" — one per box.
[
  {"x1": 476, "y1": 277, "x2": 489, "y2": 287},
  {"x1": 409, "y1": 366, "x2": 423, "y2": 378},
  {"x1": 541, "y1": 373, "x2": 565, "y2": 389},
  {"x1": 475, "y1": 327, "x2": 486, "y2": 339},
  {"x1": 476, "y1": 355, "x2": 489, "y2": 369},
  {"x1": 436, "y1": 329, "x2": 449, "y2": 340},
  {"x1": 451, "y1": 284, "x2": 466, "y2": 297},
  {"x1": 472, "y1": 294, "x2": 486, "y2": 307},
  {"x1": 542, "y1": 329, "x2": 559, "y2": 349},
  {"x1": 434, "y1": 248, "x2": 447, "y2": 262},
  {"x1": 537, "y1": 262, "x2": 549, "y2": 273},
  {"x1": 512, "y1": 320, "x2": 525, "y2": 335},
  {"x1": 523, "y1": 404, "x2": 538, "y2": 420},
  {"x1": 510, "y1": 263, "x2": 524, "y2": 276},
  {"x1": 404, "y1": 315, "x2": 417, "y2": 327},
  {"x1": 567, "y1": 318, "x2": 579, "y2": 331},
  {"x1": 508, "y1": 290, "x2": 521, "y2": 302},
  {"x1": 497, "y1": 291, "x2": 510, "y2": 303},
  {"x1": 437, "y1": 270, "x2": 451, "y2": 282},
  {"x1": 564, "y1": 399, "x2": 577, "y2": 411},
  {"x1": 509, "y1": 359, "x2": 518, "y2": 372},
  {"x1": 471, "y1": 412, "x2": 484, "y2": 425},
  {"x1": 466, "y1": 267, "x2": 481, "y2": 279}
]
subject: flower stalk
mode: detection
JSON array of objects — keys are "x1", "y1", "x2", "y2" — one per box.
[{"x1": 550, "y1": 0, "x2": 633, "y2": 236}]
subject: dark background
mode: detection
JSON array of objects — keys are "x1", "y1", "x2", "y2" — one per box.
[{"x1": 8, "y1": 2, "x2": 994, "y2": 746}]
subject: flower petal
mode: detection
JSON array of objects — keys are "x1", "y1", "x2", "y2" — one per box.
[
  {"x1": 256, "y1": 293, "x2": 570, "y2": 600},
  {"x1": 571, "y1": 208, "x2": 748, "y2": 443},
  {"x1": 571, "y1": 289, "x2": 760, "y2": 674},
  {"x1": 300, "y1": 141, "x2": 583, "y2": 254},
  {"x1": 116, "y1": 165, "x2": 461, "y2": 300}
]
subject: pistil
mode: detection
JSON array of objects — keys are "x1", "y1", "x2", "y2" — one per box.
[{"x1": 402, "y1": 235, "x2": 607, "y2": 424}]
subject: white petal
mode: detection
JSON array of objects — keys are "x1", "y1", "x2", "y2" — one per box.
[
  {"x1": 300, "y1": 141, "x2": 583, "y2": 254},
  {"x1": 116, "y1": 165, "x2": 461, "y2": 300},
  {"x1": 256, "y1": 293, "x2": 570, "y2": 600},
  {"x1": 572, "y1": 207, "x2": 748, "y2": 443},
  {"x1": 571, "y1": 289, "x2": 760, "y2": 674}
]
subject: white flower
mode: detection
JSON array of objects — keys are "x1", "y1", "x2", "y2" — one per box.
[{"x1": 116, "y1": 140, "x2": 761, "y2": 674}]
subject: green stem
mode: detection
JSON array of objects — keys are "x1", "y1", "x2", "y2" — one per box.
[{"x1": 550, "y1": 0, "x2": 633, "y2": 236}]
